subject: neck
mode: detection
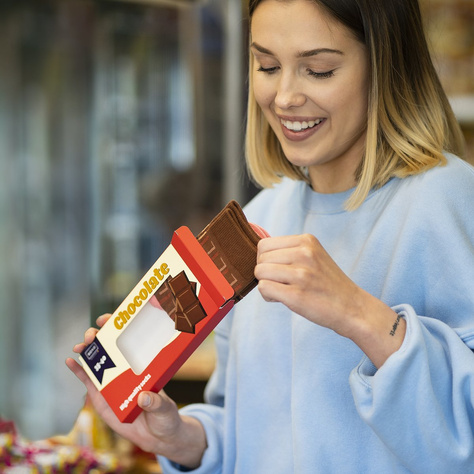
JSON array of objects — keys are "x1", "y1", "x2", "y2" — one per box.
[{"x1": 308, "y1": 164, "x2": 358, "y2": 194}]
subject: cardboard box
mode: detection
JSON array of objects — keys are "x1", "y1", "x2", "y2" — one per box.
[{"x1": 79, "y1": 226, "x2": 235, "y2": 423}]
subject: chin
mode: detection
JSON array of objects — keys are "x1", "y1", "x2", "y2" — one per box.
[{"x1": 284, "y1": 153, "x2": 319, "y2": 169}]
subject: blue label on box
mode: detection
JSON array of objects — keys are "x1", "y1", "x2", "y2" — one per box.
[{"x1": 81, "y1": 338, "x2": 116, "y2": 384}]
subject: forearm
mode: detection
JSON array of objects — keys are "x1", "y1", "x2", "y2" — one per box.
[{"x1": 341, "y1": 288, "x2": 406, "y2": 368}]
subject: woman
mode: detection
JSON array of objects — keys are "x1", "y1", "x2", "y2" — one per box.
[{"x1": 67, "y1": 0, "x2": 474, "y2": 472}]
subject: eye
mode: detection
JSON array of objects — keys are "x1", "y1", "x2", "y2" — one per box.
[
  {"x1": 307, "y1": 69, "x2": 335, "y2": 79},
  {"x1": 257, "y1": 65, "x2": 279, "y2": 75}
]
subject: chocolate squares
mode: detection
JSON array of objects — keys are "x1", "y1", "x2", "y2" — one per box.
[
  {"x1": 155, "y1": 271, "x2": 206, "y2": 334},
  {"x1": 169, "y1": 272, "x2": 206, "y2": 333},
  {"x1": 197, "y1": 200, "x2": 262, "y2": 301}
]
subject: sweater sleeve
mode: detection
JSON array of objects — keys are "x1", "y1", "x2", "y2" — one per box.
[
  {"x1": 158, "y1": 313, "x2": 233, "y2": 474},
  {"x1": 350, "y1": 304, "x2": 474, "y2": 474}
]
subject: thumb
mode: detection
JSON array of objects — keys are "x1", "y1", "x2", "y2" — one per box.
[
  {"x1": 138, "y1": 390, "x2": 176, "y2": 415},
  {"x1": 138, "y1": 390, "x2": 181, "y2": 441}
]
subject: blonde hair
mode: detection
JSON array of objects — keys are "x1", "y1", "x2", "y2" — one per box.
[{"x1": 245, "y1": 0, "x2": 466, "y2": 210}]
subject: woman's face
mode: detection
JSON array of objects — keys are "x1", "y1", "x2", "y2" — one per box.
[{"x1": 251, "y1": 0, "x2": 369, "y2": 193}]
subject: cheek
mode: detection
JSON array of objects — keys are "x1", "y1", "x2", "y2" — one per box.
[
  {"x1": 327, "y1": 74, "x2": 368, "y2": 119},
  {"x1": 252, "y1": 75, "x2": 275, "y2": 111}
]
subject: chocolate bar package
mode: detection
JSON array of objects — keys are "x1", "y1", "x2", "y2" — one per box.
[{"x1": 78, "y1": 201, "x2": 266, "y2": 423}]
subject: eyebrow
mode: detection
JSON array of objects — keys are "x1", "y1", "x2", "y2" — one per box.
[{"x1": 250, "y1": 42, "x2": 344, "y2": 58}]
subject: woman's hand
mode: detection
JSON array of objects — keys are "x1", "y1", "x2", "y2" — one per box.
[
  {"x1": 255, "y1": 235, "x2": 406, "y2": 367},
  {"x1": 66, "y1": 314, "x2": 207, "y2": 469}
]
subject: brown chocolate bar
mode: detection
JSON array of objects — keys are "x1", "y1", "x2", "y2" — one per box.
[{"x1": 197, "y1": 200, "x2": 262, "y2": 301}]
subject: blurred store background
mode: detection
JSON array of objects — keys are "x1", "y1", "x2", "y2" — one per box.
[{"x1": 0, "y1": 0, "x2": 472, "y2": 450}]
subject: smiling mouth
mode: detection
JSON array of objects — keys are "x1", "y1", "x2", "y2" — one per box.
[{"x1": 280, "y1": 118, "x2": 324, "y2": 132}]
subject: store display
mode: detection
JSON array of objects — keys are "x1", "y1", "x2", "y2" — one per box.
[
  {"x1": 0, "y1": 409, "x2": 123, "y2": 473},
  {"x1": 0, "y1": 398, "x2": 166, "y2": 473}
]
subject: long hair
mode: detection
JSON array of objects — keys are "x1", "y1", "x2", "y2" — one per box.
[{"x1": 246, "y1": 0, "x2": 466, "y2": 209}]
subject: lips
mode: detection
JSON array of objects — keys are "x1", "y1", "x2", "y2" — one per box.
[{"x1": 278, "y1": 117, "x2": 326, "y2": 141}]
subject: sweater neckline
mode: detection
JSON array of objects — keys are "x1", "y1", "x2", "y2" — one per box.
[
  {"x1": 301, "y1": 183, "x2": 355, "y2": 215},
  {"x1": 300, "y1": 178, "x2": 397, "y2": 215}
]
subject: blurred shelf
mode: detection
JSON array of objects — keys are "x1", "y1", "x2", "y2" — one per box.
[
  {"x1": 173, "y1": 336, "x2": 216, "y2": 381},
  {"x1": 450, "y1": 95, "x2": 474, "y2": 125}
]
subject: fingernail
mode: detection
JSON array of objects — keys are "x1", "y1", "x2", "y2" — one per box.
[{"x1": 141, "y1": 394, "x2": 151, "y2": 407}]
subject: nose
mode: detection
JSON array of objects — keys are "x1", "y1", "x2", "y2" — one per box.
[{"x1": 274, "y1": 74, "x2": 306, "y2": 109}]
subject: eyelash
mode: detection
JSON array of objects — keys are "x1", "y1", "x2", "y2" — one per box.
[
  {"x1": 307, "y1": 69, "x2": 335, "y2": 79},
  {"x1": 257, "y1": 66, "x2": 335, "y2": 79}
]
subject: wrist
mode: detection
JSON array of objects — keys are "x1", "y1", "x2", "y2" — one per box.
[
  {"x1": 163, "y1": 416, "x2": 207, "y2": 470},
  {"x1": 343, "y1": 289, "x2": 406, "y2": 368}
]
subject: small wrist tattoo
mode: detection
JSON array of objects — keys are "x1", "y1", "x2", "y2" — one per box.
[{"x1": 389, "y1": 314, "x2": 402, "y2": 336}]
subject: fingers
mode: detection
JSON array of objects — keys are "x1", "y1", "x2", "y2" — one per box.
[
  {"x1": 256, "y1": 234, "x2": 321, "y2": 283},
  {"x1": 72, "y1": 327, "x2": 98, "y2": 354},
  {"x1": 71, "y1": 314, "x2": 112, "y2": 354},
  {"x1": 257, "y1": 279, "x2": 292, "y2": 304},
  {"x1": 255, "y1": 234, "x2": 333, "y2": 311},
  {"x1": 257, "y1": 234, "x2": 301, "y2": 249},
  {"x1": 84, "y1": 326, "x2": 99, "y2": 344},
  {"x1": 96, "y1": 313, "x2": 111, "y2": 327},
  {"x1": 255, "y1": 262, "x2": 293, "y2": 285},
  {"x1": 257, "y1": 234, "x2": 321, "y2": 264},
  {"x1": 256, "y1": 236, "x2": 302, "y2": 301},
  {"x1": 257, "y1": 247, "x2": 296, "y2": 267},
  {"x1": 257, "y1": 234, "x2": 300, "y2": 254},
  {"x1": 256, "y1": 236, "x2": 297, "y2": 280}
]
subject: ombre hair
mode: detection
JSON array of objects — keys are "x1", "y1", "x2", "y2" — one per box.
[{"x1": 245, "y1": 0, "x2": 466, "y2": 209}]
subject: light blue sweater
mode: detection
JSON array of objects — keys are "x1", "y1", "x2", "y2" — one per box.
[{"x1": 160, "y1": 154, "x2": 474, "y2": 473}]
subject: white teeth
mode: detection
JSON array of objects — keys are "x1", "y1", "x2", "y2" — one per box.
[{"x1": 281, "y1": 118, "x2": 323, "y2": 131}]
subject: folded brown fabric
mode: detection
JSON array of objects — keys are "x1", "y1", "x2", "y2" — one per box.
[{"x1": 154, "y1": 201, "x2": 263, "y2": 333}]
